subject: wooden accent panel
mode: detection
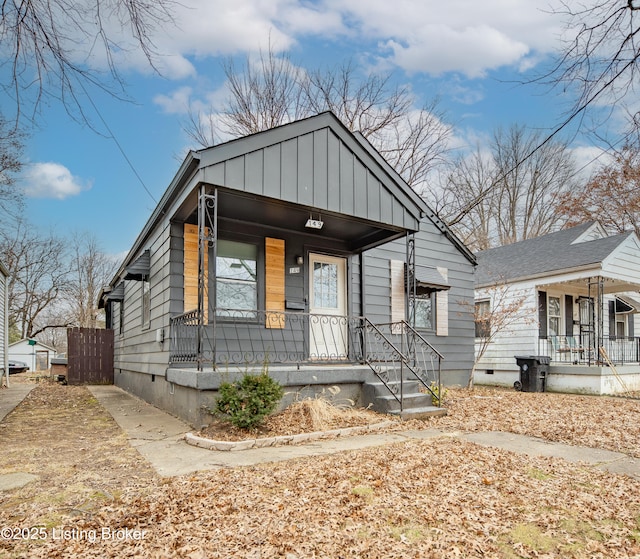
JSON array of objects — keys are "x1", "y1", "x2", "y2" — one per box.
[
  {"x1": 265, "y1": 237, "x2": 285, "y2": 329},
  {"x1": 184, "y1": 224, "x2": 208, "y2": 318}
]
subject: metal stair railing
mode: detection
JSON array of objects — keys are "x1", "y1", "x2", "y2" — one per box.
[
  {"x1": 402, "y1": 320, "x2": 443, "y2": 406},
  {"x1": 361, "y1": 319, "x2": 444, "y2": 409}
]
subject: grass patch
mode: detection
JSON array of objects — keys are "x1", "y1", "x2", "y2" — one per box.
[{"x1": 527, "y1": 467, "x2": 553, "y2": 481}]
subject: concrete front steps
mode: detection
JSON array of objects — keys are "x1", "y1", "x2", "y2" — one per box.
[{"x1": 362, "y1": 379, "x2": 447, "y2": 420}]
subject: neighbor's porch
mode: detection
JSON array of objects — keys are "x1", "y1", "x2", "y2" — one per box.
[{"x1": 536, "y1": 275, "x2": 640, "y2": 367}]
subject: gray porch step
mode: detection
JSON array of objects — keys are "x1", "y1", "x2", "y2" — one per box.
[{"x1": 362, "y1": 379, "x2": 445, "y2": 417}]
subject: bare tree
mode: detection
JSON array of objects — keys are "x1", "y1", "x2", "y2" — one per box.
[
  {"x1": 539, "y1": 1, "x2": 640, "y2": 142},
  {"x1": 0, "y1": 113, "x2": 25, "y2": 214},
  {"x1": 470, "y1": 282, "x2": 533, "y2": 389},
  {"x1": 63, "y1": 233, "x2": 118, "y2": 328},
  {"x1": 184, "y1": 51, "x2": 451, "y2": 190},
  {"x1": 0, "y1": 218, "x2": 70, "y2": 339},
  {"x1": 1, "y1": 0, "x2": 175, "y2": 124},
  {"x1": 433, "y1": 124, "x2": 578, "y2": 251},
  {"x1": 557, "y1": 144, "x2": 640, "y2": 237}
]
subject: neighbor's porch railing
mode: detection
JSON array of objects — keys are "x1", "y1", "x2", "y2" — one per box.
[{"x1": 539, "y1": 335, "x2": 640, "y2": 365}]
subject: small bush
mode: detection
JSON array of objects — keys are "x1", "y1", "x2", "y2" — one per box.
[{"x1": 214, "y1": 373, "x2": 284, "y2": 430}]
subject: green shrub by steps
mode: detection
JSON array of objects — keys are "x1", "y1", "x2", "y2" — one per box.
[{"x1": 214, "y1": 372, "x2": 284, "y2": 430}]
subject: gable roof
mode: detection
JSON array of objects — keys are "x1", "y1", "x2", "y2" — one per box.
[
  {"x1": 115, "y1": 111, "x2": 475, "y2": 282},
  {"x1": 476, "y1": 222, "x2": 634, "y2": 286}
]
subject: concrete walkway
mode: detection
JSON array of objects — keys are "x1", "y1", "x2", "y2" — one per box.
[
  {"x1": 0, "y1": 382, "x2": 34, "y2": 422},
  {"x1": 87, "y1": 385, "x2": 640, "y2": 480},
  {"x1": 2, "y1": 383, "x2": 637, "y2": 479}
]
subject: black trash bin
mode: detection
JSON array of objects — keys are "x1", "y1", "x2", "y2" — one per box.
[{"x1": 514, "y1": 355, "x2": 550, "y2": 392}]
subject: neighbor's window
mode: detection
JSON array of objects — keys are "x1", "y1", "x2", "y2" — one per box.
[
  {"x1": 475, "y1": 300, "x2": 491, "y2": 338},
  {"x1": 142, "y1": 279, "x2": 150, "y2": 330},
  {"x1": 548, "y1": 296, "x2": 561, "y2": 337},
  {"x1": 216, "y1": 240, "x2": 258, "y2": 317},
  {"x1": 412, "y1": 292, "x2": 434, "y2": 330}
]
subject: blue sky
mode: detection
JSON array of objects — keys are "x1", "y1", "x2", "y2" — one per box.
[{"x1": 11, "y1": 0, "x2": 613, "y2": 258}]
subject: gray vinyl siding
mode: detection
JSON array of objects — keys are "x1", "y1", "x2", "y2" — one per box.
[
  {"x1": 114, "y1": 220, "x2": 173, "y2": 377},
  {"x1": 363, "y1": 220, "x2": 476, "y2": 385}
]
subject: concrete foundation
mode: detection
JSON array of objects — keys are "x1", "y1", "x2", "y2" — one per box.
[
  {"x1": 475, "y1": 364, "x2": 640, "y2": 395},
  {"x1": 115, "y1": 365, "x2": 371, "y2": 428}
]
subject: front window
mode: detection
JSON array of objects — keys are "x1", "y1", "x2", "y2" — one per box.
[
  {"x1": 216, "y1": 240, "x2": 258, "y2": 317},
  {"x1": 548, "y1": 296, "x2": 561, "y2": 337}
]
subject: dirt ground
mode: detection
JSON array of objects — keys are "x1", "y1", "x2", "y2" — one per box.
[{"x1": 1, "y1": 378, "x2": 640, "y2": 558}]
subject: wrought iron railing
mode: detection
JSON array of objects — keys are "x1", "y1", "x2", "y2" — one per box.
[
  {"x1": 169, "y1": 310, "x2": 443, "y2": 409},
  {"x1": 539, "y1": 335, "x2": 640, "y2": 365},
  {"x1": 361, "y1": 320, "x2": 443, "y2": 407},
  {"x1": 170, "y1": 308, "x2": 365, "y2": 366},
  {"x1": 169, "y1": 309, "x2": 199, "y2": 363}
]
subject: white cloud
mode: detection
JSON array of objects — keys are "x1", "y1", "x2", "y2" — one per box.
[
  {"x1": 153, "y1": 86, "x2": 194, "y2": 114},
  {"x1": 23, "y1": 163, "x2": 91, "y2": 200},
  {"x1": 324, "y1": 0, "x2": 565, "y2": 76}
]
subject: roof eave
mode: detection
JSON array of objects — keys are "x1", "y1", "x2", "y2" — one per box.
[{"x1": 476, "y1": 263, "x2": 603, "y2": 289}]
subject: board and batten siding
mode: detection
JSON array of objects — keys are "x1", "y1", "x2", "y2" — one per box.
[{"x1": 200, "y1": 125, "x2": 420, "y2": 233}]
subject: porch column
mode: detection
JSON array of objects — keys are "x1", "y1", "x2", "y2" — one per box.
[
  {"x1": 197, "y1": 185, "x2": 218, "y2": 371},
  {"x1": 406, "y1": 232, "x2": 416, "y2": 328}
]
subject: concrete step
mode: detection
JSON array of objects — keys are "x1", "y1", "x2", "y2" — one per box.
[
  {"x1": 362, "y1": 378, "x2": 442, "y2": 416},
  {"x1": 362, "y1": 379, "x2": 423, "y2": 399},
  {"x1": 390, "y1": 406, "x2": 447, "y2": 420}
]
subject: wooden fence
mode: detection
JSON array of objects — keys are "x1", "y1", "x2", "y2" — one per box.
[{"x1": 67, "y1": 328, "x2": 114, "y2": 385}]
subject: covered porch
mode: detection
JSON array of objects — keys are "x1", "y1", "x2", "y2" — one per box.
[{"x1": 536, "y1": 274, "x2": 640, "y2": 394}]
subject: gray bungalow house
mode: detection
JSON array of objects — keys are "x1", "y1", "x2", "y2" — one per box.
[
  {"x1": 101, "y1": 112, "x2": 476, "y2": 426},
  {"x1": 474, "y1": 222, "x2": 640, "y2": 394}
]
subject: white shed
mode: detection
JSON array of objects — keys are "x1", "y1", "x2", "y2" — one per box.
[{"x1": 9, "y1": 339, "x2": 57, "y2": 373}]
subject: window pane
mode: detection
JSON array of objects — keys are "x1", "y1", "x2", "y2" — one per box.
[
  {"x1": 216, "y1": 240, "x2": 257, "y2": 316},
  {"x1": 414, "y1": 297, "x2": 432, "y2": 329},
  {"x1": 313, "y1": 262, "x2": 338, "y2": 309},
  {"x1": 475, "y1": 300, "x2": 490, "y2": 338},
  {"x1": 142, "y1": 281, "x2": 150, "y2": 329},
  {"x1": 549, "y1": 296, "x2": 561, "y2": 337}
]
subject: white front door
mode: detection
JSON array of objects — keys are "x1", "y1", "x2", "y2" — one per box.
[{"x1": 309, "y1": 253, "x2": 347, "y2": 359}]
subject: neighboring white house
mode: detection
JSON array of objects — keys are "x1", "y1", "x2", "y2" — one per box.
[
  {"x1": 474, "y1": 222, "x2": 640, "y2": 395},
  {"x1": 9, "y1": 339, "x2": 57, "y2": 373}
]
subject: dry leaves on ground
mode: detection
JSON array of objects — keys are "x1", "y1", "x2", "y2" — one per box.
[
  {"x1": 198, "y1": 398, "x2": 397, "y2": 441},
  {"x1": 2, "y1": 381, "x2": 640, "y2": 559},
  {"x1": 430, "y1": 386, "x2": 640, "y2": 457}
]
